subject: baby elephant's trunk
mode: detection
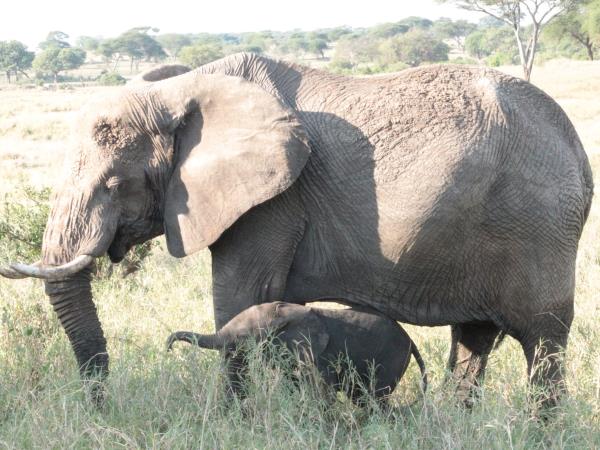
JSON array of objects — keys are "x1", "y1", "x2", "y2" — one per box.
[
  {"x1": 410, "y1": 341, "x2": 428, "y2": 393},
  {"x1": 166, "y1": 331, "x2": 226, "y2": 351}
]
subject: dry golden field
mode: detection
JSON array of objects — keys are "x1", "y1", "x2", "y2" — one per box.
[{"x1": 0, "y1": 60, "x2": 598, "y2": 448}]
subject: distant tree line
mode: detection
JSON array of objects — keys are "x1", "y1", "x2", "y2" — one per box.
[
  {"x1": 0, "y1": 31, "x2": 86, "y2": 84},
  {"x1": 1, "y1": 2, "x2": 599, "y2": 85}
]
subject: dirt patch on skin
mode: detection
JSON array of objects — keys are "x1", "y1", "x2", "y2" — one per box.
[{"x1": 92, "y1": 117, "x2": 138, "y2": 156}]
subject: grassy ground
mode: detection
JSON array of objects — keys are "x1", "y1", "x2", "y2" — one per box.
[{"x1": 0, "y1": 61, "x2": 599, "y2": 449}]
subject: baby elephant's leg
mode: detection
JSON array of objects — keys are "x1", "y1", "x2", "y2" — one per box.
[{"x1": 225, "y1": 350, "x2": 249, "y2": 399}]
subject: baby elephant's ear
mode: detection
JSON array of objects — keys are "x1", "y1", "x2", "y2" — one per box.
[{"x1": 271, "y1": 303, "x2": 329, "y2": 360}]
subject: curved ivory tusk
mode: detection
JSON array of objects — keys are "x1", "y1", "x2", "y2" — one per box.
[
  {"x1": 10, "y1": 255, "x2": 93, "y2": 280},
  {"x1": 0, "y1": 266, "x2": 28, "y2": 279},
  {"x1": 0, "y1": 260, "x2": 41, "y2": 279}
]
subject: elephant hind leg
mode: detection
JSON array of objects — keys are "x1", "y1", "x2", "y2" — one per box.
[
  {"x1": 447, "y1": 322, "x2": 501, "y2": 407},
  {"x1": 517, "y1": 309, "x2": 572, "y2": 413}
]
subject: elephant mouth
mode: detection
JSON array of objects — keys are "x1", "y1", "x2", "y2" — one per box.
[
  {"x1": 107, "y1": 242, "x2": 126, "y2": 263},
  {"x1": 107, "y1": 221, "x2": 162, "y2": 263},
  {"x1": 107, "y1": 231, "x2": 128, "y2": 263}
]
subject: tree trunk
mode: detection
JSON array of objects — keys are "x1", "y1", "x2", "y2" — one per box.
[
  {"x1": 6, "y1": 71, "x2": 10, "y2": 83},
  {"x1": 586, "y1": 42, "x2": 594, "y2": 61},
  {"x1": 513, "y1": 28, "x2": 529, "y2": 81},
  {"x1": 524, "y1": 27, "x2": 540, "y2": 83}
]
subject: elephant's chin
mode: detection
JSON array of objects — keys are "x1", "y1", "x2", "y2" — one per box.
[{"x1": 107, "y1": 239, "x2": 128, "y2": 263}]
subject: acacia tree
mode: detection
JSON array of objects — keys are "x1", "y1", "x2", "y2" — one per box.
[
  {"x1": 546, "y1": 0, "x2": 600, "y2": 59},
  {"x1": 178, "y1": 42, "x2": 224, "y2": 68},
  {"x1": 0, "y1": 40, "x2": 34, "y2": 83},
  {"x1": 433, "y1": 18, "x2": 478, "y2": 51},
  {"x1": 380, "y1": 29, "x2": 450, "y2": 66},
  {"x1": 76, "y1": 36, "x2": 100, "y2": 53},
  {"x1": 33, "y1": 47, "x2": 86, "y2": 83},
  {"x1": 40, "y1": 31, "x2": 70, "y2": 49},
  {"x1": 440, "y1": 0, "x2": 579, "y2": 80},
  {"x1": 465, "y1": 25, "x2": 517, "y2": 62},
  {"x1": 100, "y1": 28, "x2": 166, "y2": 73},
  {"x1": 305, "y1": 32, "x2": 329, "y2": 59},
  {"x1": 156, "y1": 34, "x2": 191, "y2": 60},
  {"x1": 33, "y1": 32, "x2": 86, "y2": 84}
]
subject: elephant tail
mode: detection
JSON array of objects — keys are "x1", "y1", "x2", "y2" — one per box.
[
  {"x1": 166, "y1": 331, "x2": 226, "y2": 351},
  {"x1": 410, "y1": 340, "x2": 428, "y2": 394},
  {"x1": 492, "y1": 330, "x2": 508, "y2": 351}
]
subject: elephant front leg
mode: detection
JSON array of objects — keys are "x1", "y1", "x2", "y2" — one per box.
[
  {"x1": 209, "y1": 196, "x2": 306, "y2": 330},
  {"x1": 208, "y1": 195, "x2": 306, "y2": 397},
  {"x1": 447, "y1": 322, "x2": 501, "y2": 407}
]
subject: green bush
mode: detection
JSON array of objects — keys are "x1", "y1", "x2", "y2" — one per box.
[
  {"x1": 97, "y1": 71, "x2": 127, "y2": 86},
  {"x1": 447, "y1": 57, "x2": 479, "y2": 65},
  {"x1": 0, "y1": 183, "x2": 156, "y2": 278},
  {"x1": 179, "y1": 43, "x2": 224, "y2": 68},
  {"x1": 378, "y1": 30, "x2": 449, "y2": 67},
  {"x1": 327, "y1": 60, "x2": 409, "y2": 76},
  {"x1": 486, "y1": 52, "x2": 515, "y2": 67},
  {"x1": 0, "y1": 184, "x2": 50, "y2": 262},
  {"x1": 327, "y1": 59, "x2": 355, "y2": 74},
  {"x1": 379, "y1": 61, "x2": 410, "y2": 72}
]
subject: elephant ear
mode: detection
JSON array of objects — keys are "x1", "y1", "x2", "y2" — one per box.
[
  {"x1": 270, "y1": 303, "x2": 329, "y2": 362},
  {"x1": 160, "y1": 73, "x2": 311, "y2": 257}
]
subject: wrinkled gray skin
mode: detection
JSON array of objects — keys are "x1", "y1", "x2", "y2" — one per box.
[
  {"x1": 166, "y1": 301, "x2": 427, "y2": 404},
  {"x1": 1, "y1": 53, "x2": 593, "y2": 407}
]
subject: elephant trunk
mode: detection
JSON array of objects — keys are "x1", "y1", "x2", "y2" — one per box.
[
  {"x1": 44, "y1": 267, "x2": 108, "y2": 380},
  {"x1": 166, "y1": 331, "x2": 227, "y2": 350}
]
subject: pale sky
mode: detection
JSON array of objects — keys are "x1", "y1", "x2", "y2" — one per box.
[{"x1": 1, "y1": 0, "x2": 482, "y2": 50}]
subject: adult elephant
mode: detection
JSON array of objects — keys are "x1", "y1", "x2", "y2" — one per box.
[{"x1": 0, "y1": 53, "x2": 593, "y2": 407}]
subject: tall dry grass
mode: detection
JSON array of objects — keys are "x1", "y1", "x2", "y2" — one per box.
[{"x1": 0, "y1": 61, "x2": 598, "y2": 449}]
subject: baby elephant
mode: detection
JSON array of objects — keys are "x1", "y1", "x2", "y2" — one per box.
[{"x1": 167, "y1": 301, "x2": 427, "y2": 404}]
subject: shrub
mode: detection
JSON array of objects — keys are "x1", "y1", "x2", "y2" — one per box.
[
  {"x1": 465, "y1": 26, "x2": 518, "y2": 65},
  {"x1": 97, "y1": 71, "x2": 127, "y2": 86},
  {"x1": 447, "y1": 57, "x2": 479, "y2": 65},
  {"x1": 0, "y1": 184, "x2": 50, "y2": 262},
  {"x1": 327, "y1": 59, "x2": 355, "y2": 74},
  {"x1": 0, "y1": 183, "x2": 156, "y2": 278},
  {"x1": 380, "y1": 30, "x2": 449, "y2": 67},
  {"x1": 331, "y1": 35, "x2": 379, "y2": 68},
  {"x1": 178, "y1": 43, "x2": 224, "y2": 68},
  {"x1": 379, "y1": 61, "x2": 410, "y2": 72},
  {"x1": 486, "y1": 52, "x2": 515, "y2": 67},
  {"x1": 327, "y1": 60, "x2": 409, "y2": 76}
]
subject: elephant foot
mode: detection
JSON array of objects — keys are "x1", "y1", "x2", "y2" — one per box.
[{"x1": 83, "y1": 379, "x2": 107, "y2": 408}]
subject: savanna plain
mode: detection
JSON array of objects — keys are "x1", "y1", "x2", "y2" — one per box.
[{"x1": 0, "y1": 60, "x2": 599, "y2": 449}]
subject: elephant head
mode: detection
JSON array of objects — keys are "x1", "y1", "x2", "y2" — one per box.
[{"x1": 0, "y1": 65, "x2": 311, "y2": 381}]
